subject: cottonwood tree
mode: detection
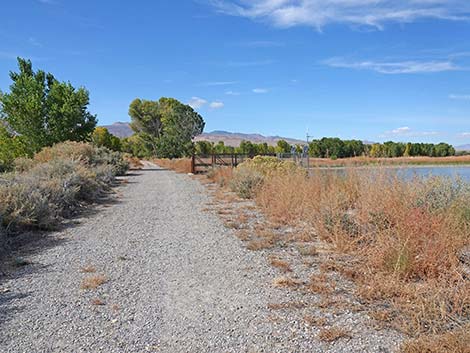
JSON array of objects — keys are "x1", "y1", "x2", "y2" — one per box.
[
  {"x1": 0, "y1": 58, "x2": 97, "y2": 153},
  {"x1": 129, "y1": 97, "x2": 205, "y2": 158},
  {"x1": 91, "y1": 127, "x2": 122, "y2": 151}
]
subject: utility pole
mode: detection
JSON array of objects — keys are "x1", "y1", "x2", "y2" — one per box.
[{"x1": 306, "y1": 131, "x2": 313, "y2": 171}]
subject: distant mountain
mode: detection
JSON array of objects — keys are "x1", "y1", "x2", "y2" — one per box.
[
  {"x1": 456, "y1": 144, "x2": 470, "y2": 151},
  {"x1": 101, "y1": 123, "x2": 306, "y2": 146},
  {"x1": 194, "y1": 130, "x2": 305, "y2": 147},
  {"x1": 101, "y1": 122, "x2": 134, "y2": 138}
]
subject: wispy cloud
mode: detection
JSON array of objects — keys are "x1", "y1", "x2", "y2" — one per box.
[
  {"x1": 449, "y1": 94, "x2": 470, "y2": 100},
  {"x1": 188, "y1": 97, "x2": 207, "y2": 109},
  {"x1": 253, "y1": 88, "x2": 269, "y2": 94},
  {"x1": 209, "y1": 101, "x2": 225, "y2": 109},
  {"x1": 199, "y1": 81, "x2": 238, "y2": 86},
  {"x1": 382, "y1": 126, "x2": 439, "y2": 137},
  {"x1": 188, "y1": 97, "x2": 225, "y2": 110},
  {"x1": 209, "y1": 0, "x2": 470, "y2": 30},
  {"x1": 459, "y1": 132, "x2": 470, "y2": 137},
  {"x1": 323, "y1": 57, "x2": 459, "y2": 74}
]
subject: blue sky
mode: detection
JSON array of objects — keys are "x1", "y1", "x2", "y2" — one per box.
[{"x1": 1, "y1": 1, "x2": 470, "y2": 145}]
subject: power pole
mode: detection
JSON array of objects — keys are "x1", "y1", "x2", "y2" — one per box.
[{"x1": 306, "y1": 132, "x2": 313, "y2": 171}]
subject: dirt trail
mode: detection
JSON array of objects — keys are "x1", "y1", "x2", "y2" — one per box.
[{"x1": 0, "y1": 163, "x2": 400, "y2": 352}]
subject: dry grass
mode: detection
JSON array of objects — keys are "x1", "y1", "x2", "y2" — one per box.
[
  {"x1": 401, "y1": 325, "x2": 470, "y2": 353},
  {"x1": 307, "y1": 155, "x2": 470, "y2": 167},
  {"x1": 198, "y1": 157, "x2": 470, "y2": 350},
  {"x1": 153, "y1": 158, "x2": 192, "y2": 173},
  {"x1": 80, "y1": 275, "x2": 107, "y2": 290},
  {"x1": 91, "y1": 298, "x2": 105, "y2": 306},
  {"x1": 304, "y1": 315, "x2": 328, "y2": 327},
  {"x1": 318, "y1": 327, "x2": 351, "y2": 342},
  {"x1": 308, "y1": 274, "x2": 336, "y2": 295},
  {"x1": 124, "y1": 156, "x2": 144, "y2": 169},
  {"x1": 247, "y1": 238, "x2": 275, "y2": 251},
  {"x1": 254, "y1": 168, "x2": 470, "y2": 347},
  {"x1": 297, "y1": 244, "x2": 318, "y2": 256},
  {"x1": 272, "y1": 276, "x2": 302, "y2": 288},
  {"x1": 207, "y1": 167, "x2": 233, "y2": 187},
  {"x1": 268, "y1": 257, "x2": 292, "y2": 272}
]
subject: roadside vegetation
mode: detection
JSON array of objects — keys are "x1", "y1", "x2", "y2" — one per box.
[
  {"x1": 0, "y1": 59, "x2": 129, "y2": 253},
  {"x1": 0, "y1": 141, "x2": 128, "y2": 241},
  {"x1": 184, "y1": 156, "x2": 470, "y2": 353}
]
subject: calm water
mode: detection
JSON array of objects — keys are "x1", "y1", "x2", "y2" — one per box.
[
  {"x1": 312, "y1": 166, "x2": 470, "y2": 182},
  {"x1": 396, "y1": 166, "x2": 470, "y2": 181}
]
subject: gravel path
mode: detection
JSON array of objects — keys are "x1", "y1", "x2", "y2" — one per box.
[{"x1": 0, "y1": 163, "x2": 401, "y2": 352}]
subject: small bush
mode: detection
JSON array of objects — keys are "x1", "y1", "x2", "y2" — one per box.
[
  {"x1": 0, "y1": 141, "x2": 127, "y2": 235},
  {"x1": 230, "y1": 167, "x2": 264, "y2": 199}
]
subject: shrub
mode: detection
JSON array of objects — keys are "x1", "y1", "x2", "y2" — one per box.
[
  {"x1": 91, "y1": 147, "x2": 129, "y2": 176},
  {"x1": 0, "y1": 141, "x2": 127, "y2": 235},
  {"x1": 230, "y1": 167, "x2": 264, "y2": 199},
  {"x1": 0, "y1": 159, "x2": 109, "y2": 230},
  {"x1": 229, "y1": 156, "x2": 302, "y2": 199},
  {"x1": 254, "y1": 167, "x2": 470, "y2": 346},
  {"x1": 237, "y1": 156, "x2": 300, "y2": 176},
  {"x1": 207, "y1": 167, "x2": 233, "y2": 187},
  {"x1": 34, "y1": 141, "x2": 95, "y2": 164}
]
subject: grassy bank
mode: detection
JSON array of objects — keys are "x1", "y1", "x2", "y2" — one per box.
[
  {"x1": 307, "y1": 155, "x2": 470, "y2": 168},
  {"x1": 0, "y1": 142, "x2": 128, "y2": 246},
  {"x1": 207, "y1": 157, "x2": 470, "y2": 352}
]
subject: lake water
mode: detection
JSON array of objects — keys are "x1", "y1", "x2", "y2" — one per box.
[
  {"x1": 396, "y1": 166, "x2": 470, "y2": 181},
  {"x1": 312, "y1": 166, "x2": 470, "y2": 182}
]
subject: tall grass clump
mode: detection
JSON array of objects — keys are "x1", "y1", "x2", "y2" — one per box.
[
  {"x1": 229, "y1": 156, "x2": 302, "y2": 199},
  {"x1": 0, "y1": 141, "x2": 128, "y2": 236},
  {"x1": 238, "y1": 159, "x2": 470, "y2": 349},
  {"x1": 154, "y1": 158, "x2": 192, "y2": 173}
]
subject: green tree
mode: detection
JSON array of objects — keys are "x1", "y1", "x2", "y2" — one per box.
[
  {"x1": 0, "y1": 124, "x2": 28, "y2": 171},
  {"x1": 0, "y1": 58, "x2": 96, "y2": 152},
  {"x1": 91, "y1": 127, "x2": 121, "y2": 151},
  {"x1": 276, "y1": 139, "x2": 291, "y2": 154},
  {"x1": 195, "y1": 140, "x2": 214, "y2": 155},
  {"x1": 129, "y1": 97, "x2": 204, "y2": 158}
]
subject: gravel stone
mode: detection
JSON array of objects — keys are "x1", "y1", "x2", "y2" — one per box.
[{"x1": 0, "y1": 162, "x2": 402, "y2": 352}]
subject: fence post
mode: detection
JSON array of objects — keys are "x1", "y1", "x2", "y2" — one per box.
[{"x1": 191, "y1": 154, "x2": 195, "y2": 174}]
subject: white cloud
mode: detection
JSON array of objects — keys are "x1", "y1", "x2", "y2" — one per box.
[
  {"x1": 209, "y1": 0, "x2": 470, "y2": 30},
  {"x1": 209, "y1": 101, "x2": 225, "y2": 109},
  {"x1": 391, "y1": 126, "x2": 411, "y2": 134},
  {"x1": 225, "y1": 90, "x2": 240, "y2": 95},
  {"x1": 323, "y1": 57, "x2": 459, "y2": 74},
  {"x1": 383, "y1": 126, "x2": 438, "y2": 137},
  {"x1": 459, "y1": 132, "x2": 470, "y2": 137},
  {"x1": 188, "y1": 97, "x2": 207, "y2": 109},
  {"x1": 253, "y1": 88, "x2": 269, "y2": 93},
  {"x1": 449, "y1": 94, "x2": 470, "y2": 100}
]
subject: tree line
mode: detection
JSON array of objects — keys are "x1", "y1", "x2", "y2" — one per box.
[
  {"x1": 0, "y1": 58, "x2": 204, "y2": 170},
  {"x1": 308, "y1": 137, "x2": 455, "y2": 158},
  {"x1": 193, "y1": 137, "x2": 455, "y2": 158},
  {"x1": 0, "y1": 58, "x2": 456, "y2": 170}
]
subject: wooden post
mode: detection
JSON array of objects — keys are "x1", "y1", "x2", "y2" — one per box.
[{"x1": 191, "y1": 154, "x2": 195, "y2": 174}]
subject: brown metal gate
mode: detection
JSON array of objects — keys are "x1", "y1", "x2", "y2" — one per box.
[{"x1": 190, "y1": 153, "x2": 276, "y2": 173}]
